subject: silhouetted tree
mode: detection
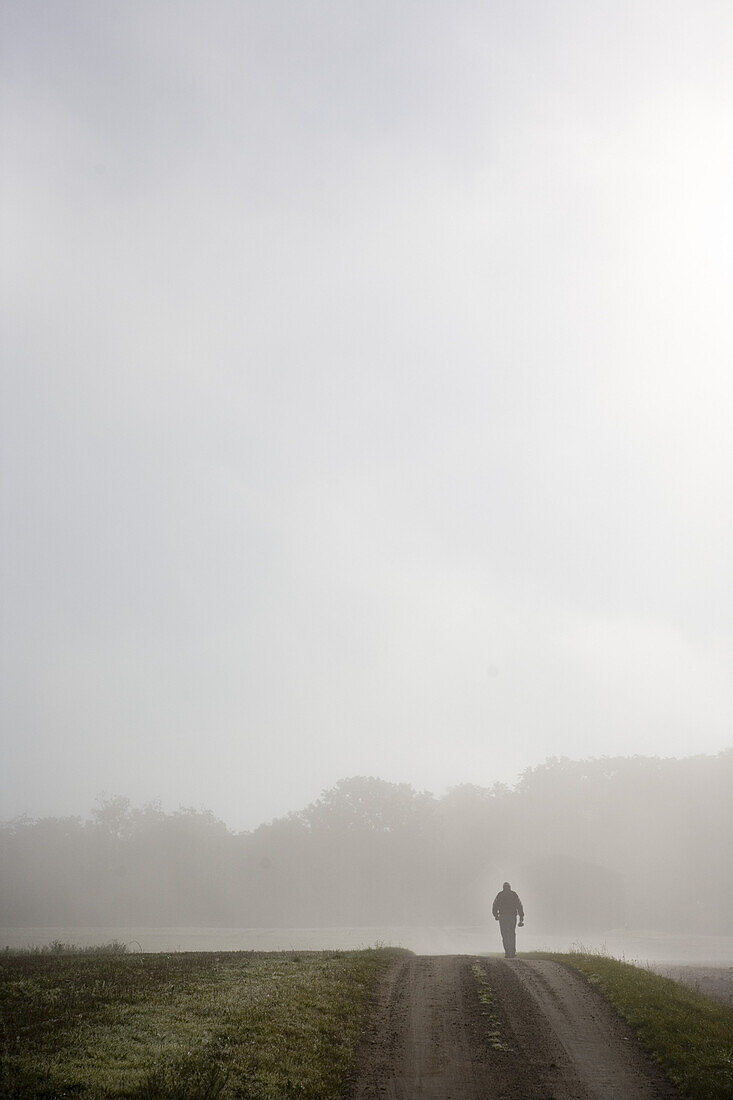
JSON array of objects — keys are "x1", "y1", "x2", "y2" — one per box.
[{"x1": 1, "y1": 752, "x2": 731, "y2": 932}]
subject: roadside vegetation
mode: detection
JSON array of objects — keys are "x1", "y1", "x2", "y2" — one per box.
[
  {"x1": 538, "y1": 951, "x2": 733, "y2": 1100},
  {"x1": 3, "y1": 940, "x2": 129, "y2": 957},
  {"x1": 471, "y1": 963, "x2": 512, "y2": 1052},
  {"x1": 0, "y1": 946, "x2": 404, "y2": 1098}
]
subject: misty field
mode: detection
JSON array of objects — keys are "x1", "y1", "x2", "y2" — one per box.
[{"x1": 0, "y1": 947, "x2": 403, "y2": 1098}]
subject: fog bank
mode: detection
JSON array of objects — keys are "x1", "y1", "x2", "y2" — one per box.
[{"x1": 3, "y1": 752, "x2": 731, "y2": 946}]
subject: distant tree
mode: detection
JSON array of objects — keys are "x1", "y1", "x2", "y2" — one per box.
[
  {"x1": 1, "y1": 751, "x2": 731, "y2": 932},
  {"x1": 303, "y1": 776, "x2": 435, "y2": 834},
  {"x1": 90, "y1": 795, "x2": 135, "y2": 839},
  {"x1": 293, "y1": 777, "x2": 438, "y2": 923}
]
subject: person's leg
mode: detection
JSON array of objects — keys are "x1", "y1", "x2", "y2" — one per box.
[{"x1": 499, "y1": 918, "x2": 515, "y2": 957}]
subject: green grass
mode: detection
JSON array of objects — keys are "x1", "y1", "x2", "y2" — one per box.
[
  {"x1": 0, "y1": 947, "x2": 404, "y2": 1099},
  {"x1": 530, "y1": 951, "x2": 733, "y2": 1100},
  {"x1": 470, "y1": 963, "x2": 512, "y2": 1052}
]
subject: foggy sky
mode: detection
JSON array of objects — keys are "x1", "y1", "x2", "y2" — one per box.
[{"x1": 2, "y1": 1, "x2": 732, "y2": 831}]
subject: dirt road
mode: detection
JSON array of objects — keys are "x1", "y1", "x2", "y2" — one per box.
[{"x1": 347, "y1": 955, "x2": 679, "y2": 1099}]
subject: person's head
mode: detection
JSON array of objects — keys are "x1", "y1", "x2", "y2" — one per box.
[{"x1": 502, "y1": 881, "x2": 511, "y2": 891}]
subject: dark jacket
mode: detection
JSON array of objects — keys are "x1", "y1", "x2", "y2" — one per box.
[{"x1": 492, "y1": 888, "x2": 524, "y2": 921}]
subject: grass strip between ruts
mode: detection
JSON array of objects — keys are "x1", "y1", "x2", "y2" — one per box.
[
  {"x1": 531, "y1": 952, "x2": 733, "y2": 1100},
  {"x1": 0, "y1": 947, "x2": 405, "y2": 1098}
]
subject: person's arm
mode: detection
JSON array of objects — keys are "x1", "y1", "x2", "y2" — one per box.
[
  {"x1": 516, "y1": 895, "x2": 524, "y2": 924},
  {"x1": 491, "y1": 894, "x2": 500, "y2": 919}
]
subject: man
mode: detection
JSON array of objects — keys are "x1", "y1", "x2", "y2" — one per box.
[{"x1": 492, "y1": 881, "x2": 524, "y2": 958}]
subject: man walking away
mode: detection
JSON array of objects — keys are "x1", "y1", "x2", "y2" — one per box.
[{"x1": 492, "y1": 881, "x2": 524, "y2": 958}]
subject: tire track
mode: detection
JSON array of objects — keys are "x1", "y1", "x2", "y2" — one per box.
[{"x1": 347, "y1": 955, "x2": 680, "y2": 1099}]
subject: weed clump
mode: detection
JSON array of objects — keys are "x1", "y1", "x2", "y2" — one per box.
[
  {"x1": 471, "y1": 962, "x2": 513, "y2": 1052},
  {"x1": 3, "y1": 941, "x2": 129, "y2": 957}
]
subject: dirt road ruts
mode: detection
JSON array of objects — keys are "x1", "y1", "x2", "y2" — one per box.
[
  {"x1": 507, "y1": 959, "x2": 679, "y2": 1098},
  {"x1": 347, "y1": 955, "x2": 679, "y2": 1099}
]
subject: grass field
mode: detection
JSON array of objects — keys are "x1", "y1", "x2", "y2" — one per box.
[
  {"x1": 5, "y1": 944, "x2": 732, "y2": 1099},
  {"x1": 0, "y1": 946, "x2": 404, "y2": 1099},
  {"x1": 541, "y1": 951, "x2": 733, "y2": 1100}
]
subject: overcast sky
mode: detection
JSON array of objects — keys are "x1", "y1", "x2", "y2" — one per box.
[{"x1": 2, "y1": 1, "x2": 732, "y2": 831}]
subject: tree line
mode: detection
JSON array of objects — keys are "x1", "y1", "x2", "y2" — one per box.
[{"x1": 2, "y1": 751, "x2": 731, "y2": 933}]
